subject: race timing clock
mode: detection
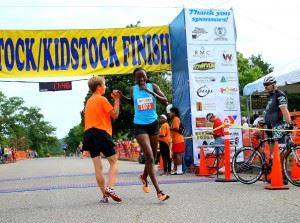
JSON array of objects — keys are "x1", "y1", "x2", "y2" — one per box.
[{"x1": 39, "y1": 81, "x2": 72, "y2": 92}]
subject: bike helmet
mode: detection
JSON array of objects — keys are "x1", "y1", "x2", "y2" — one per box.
[
  {"x1": 263, "y1": 75, "x2": 276, "y2": 85},
  {"x1": 206, "y1": 113, "x2": 214, "y2": 121}
]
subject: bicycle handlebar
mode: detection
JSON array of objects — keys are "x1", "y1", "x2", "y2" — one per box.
[{"x1": 260, "y1": 131, "x2": 293, "y2": 144}]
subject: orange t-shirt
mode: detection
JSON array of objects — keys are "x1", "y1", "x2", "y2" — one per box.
[
  {"x1": 159, "y1": 122, "x2": 171, "y2": 145},
  {"x1": 84, "y1": 93, "x2": 113, "y2": 136},
  {"x1": 171, "y1": 117, "x2": 184, "y2": 144}
]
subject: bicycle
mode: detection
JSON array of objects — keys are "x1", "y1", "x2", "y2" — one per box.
[{"x1": 232, "y1": 128, "x2": 300, "y2": 187}]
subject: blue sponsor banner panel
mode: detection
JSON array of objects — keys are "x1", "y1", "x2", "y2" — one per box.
[{"x1": 184, "y1": 8, "x2": 242, "y2": 165}]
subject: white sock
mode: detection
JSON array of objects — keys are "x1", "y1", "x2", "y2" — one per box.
[{"x1": 177, "y1": 165, "x2": 183, "y2": 174}]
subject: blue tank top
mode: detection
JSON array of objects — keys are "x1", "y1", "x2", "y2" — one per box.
[{"x1": 133, "y1": 83, "x2": 157, "y2": 124}]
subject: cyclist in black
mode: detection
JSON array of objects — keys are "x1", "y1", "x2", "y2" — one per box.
[
  {"x1": 263, "y1": 75, "x2": 292, "y2": 139},
  {"x1": 263, "y1": 75, "x2": 293, "y2": 185}
]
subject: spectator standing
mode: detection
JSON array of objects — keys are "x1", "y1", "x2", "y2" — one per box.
[
  {"x1": 206, "y1": 113, "x2": 224, "y2": 154},
  {"x1": 159, "y1": 114, "x2": 172, "y2": 176},
  {"x1": 169, "y1": 106, "x2": 185, "y2": 175}
]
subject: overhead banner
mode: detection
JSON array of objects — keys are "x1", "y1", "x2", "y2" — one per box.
[
  {"x1": 0, "y1": 26, "x2": 171, "y2": 78},
  {"x1": 184, "y1": 8, "x2": 242, "y2": 165}
]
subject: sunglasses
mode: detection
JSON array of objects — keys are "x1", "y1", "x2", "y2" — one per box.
[{"x1": 263, "y1": 83, "x2": 272, "y2": 87}]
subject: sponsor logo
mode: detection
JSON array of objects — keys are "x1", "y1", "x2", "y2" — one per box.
[
  {"x1": 195, "y1": 132, "x2": 214, "y2": 140},
  {"x1": 220, "y1": 76, "x2": 227, "y2": 83},
  {"x1": 192, "y1": 47, "x2": 212, "y2": 59},
  {"x1": 202, "y1": 102, "x2": 217, "y2": 111},
  {"x1": 227, "y1": 115, "x2": 238, "y2": 124},
  {"x1": 221, "y1": 51, "x2": 235, "y2": 66},
  {"x1": 214, "y1": 27, "x2": 228, "y2": 41},
  {"x1": 191, "y1": 27, "x2": 208, "y2": 40},
  {"x1": 196, "y1": 117, "x2": 207, "y2": 128},
  {"x1": 220, "y1": 76, "x2": 238, "y2": 83},
  {"x1": 197, "y1": 85, "x2": 213, "y2": 97},
  {"x1": 195, "y1": 100, "x2": 217, "y2": 111},
  {"x1": 193, "y1": 61, "x2": 215, "y2": 71},
  {"x1": 225, "y1": 97, "x2": 238, "y2": 111},
  {"x1": 220, "y1": 87, "x2": 238, "y2": 94},
  {"x1": 196, "y1": 102, "x2": 202, "y2": 111},
  {"x1": 194, "y1": 76, "x2": 216, "y2": 83},
  {"x1": 223, "y1": 52, "x2": 233, "y2": 62}
]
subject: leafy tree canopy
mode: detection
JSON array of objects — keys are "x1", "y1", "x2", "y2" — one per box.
[{"x1": 0, "y1": 91, "x2": 59, "y2": 156}]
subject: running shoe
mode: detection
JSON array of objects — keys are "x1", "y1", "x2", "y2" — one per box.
[
  {"x1": 139, "y1": 174, "x2": 150, "y2": 193},
  {"x1": 100, "y1": 195, "x2": 109, "y2": 203},
  {"x1": 105, "y1": 187, "x2": 122, "y2": 202},
  {"x1": 157, "y1": 191, "x2": 170, "y2": 201}
]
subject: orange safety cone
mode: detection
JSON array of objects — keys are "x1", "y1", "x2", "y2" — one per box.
[
  {"x1": 291, "y1": 152, "x2": 300, "y2": 180},
  {"x1": 265, "y1": 141, "x2": 289, "y2": 190},
  {"x1": 159, "y1": 155, "x2": 163, "y2": 171},
  {"x1": 215, "y1": 119, "x2": 236, "y2": 182},
  {"x1": 224, "y1": 133, "x2": 231, "y2": 180},
  {"x1": 198, "y1": 145, "x2": 210, "y2": 176},
  {"x1": 264, "y1": 143, "x2": 272, "y2": 182}
]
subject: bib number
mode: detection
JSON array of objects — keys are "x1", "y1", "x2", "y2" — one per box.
[{"x1": 137, "y1": 97, "x2": 154, "y2": 111}]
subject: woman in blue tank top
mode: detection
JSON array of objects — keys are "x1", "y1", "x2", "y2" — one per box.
[{"x1": 119, "y1": 68, "x2": 170, "y2": 201}]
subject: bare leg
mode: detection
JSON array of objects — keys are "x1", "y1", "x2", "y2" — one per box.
[
  {"x1": 136, "y1": 134, "x2": 161, "y2": 193},
  {"x1": 106, "y1": 154, "x2": 118, "y2": 189},
  {"x1": 92, "y1": 156, "x2": 105, "y2": 195},
  {"x1": 173, "y1": 153, "x2": 179, "y2": 172}
]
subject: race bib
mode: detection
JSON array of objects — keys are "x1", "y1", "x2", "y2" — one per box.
[{"x1": 137, "y1": 97, "x2": 154, "y2": 111}]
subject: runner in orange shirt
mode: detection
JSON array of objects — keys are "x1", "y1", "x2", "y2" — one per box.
[{"x1": 83, "y1": 76, "x2": 122, "y2": 203}]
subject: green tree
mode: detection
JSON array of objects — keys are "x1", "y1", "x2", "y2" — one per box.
[
  {"x1": 237, "y1": 52, "x2": 274, "y2": 115},
  {"x1": 64, "y1": 124, "x2": 84, "y2": 154},
  {"x1": 23, "y1": 107, "x2": 58, "y2": 156},
  {"x1": 237, "y1": 52, "x2": 264, "y2": 94},
  {"x1": 249, "y1": 54, "x2": 274, "y2": 75},
  {"x1": 0, "y1": 91, "x2": 59, "y2": 156}
]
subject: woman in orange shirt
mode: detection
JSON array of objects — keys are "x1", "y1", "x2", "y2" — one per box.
[
  {"x1": 169, "y1": 106, "x2": 185, "y2": 175},
  {"x1": 159, "y1": 114, "x2": 172, "y2": 175}
]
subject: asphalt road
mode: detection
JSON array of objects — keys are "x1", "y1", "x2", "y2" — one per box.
[{"x1": 0, "y1": 157, "x2": 300, "y2": 223}]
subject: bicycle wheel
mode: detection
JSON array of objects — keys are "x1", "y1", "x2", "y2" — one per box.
[
  {"x1": 232, "y1": 147, "x2": 263, "y2": 184},
  {"x1": 283, "y1": 146, "x2": 300, "y2": 187}
]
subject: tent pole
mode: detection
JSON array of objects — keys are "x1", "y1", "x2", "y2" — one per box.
[{"x1": 247, "y1": 95, "x2": 252, "y2": 147}]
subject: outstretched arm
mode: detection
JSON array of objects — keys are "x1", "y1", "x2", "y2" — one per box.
[{"x1": 119, "y1": 88, "x2": 134, "y2": 105}]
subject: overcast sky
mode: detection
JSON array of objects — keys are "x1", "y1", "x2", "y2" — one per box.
[{"x1": 1, "y1": 0, "x2": 300, "y2": 138}]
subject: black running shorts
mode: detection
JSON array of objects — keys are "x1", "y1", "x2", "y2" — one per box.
[
  {"x1": 83, "y1": 128, "x2": 116, "y2": 158},
  {"x1": 134, "y1": 120, "x2": 159, "y2": 136}
]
